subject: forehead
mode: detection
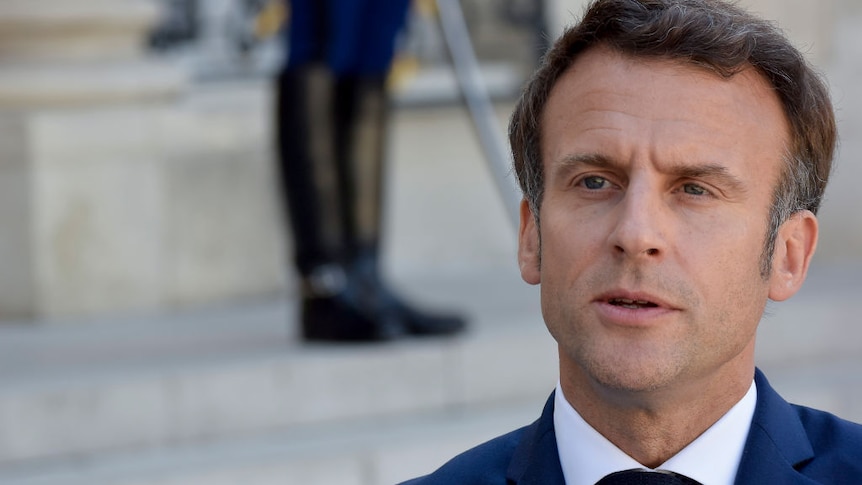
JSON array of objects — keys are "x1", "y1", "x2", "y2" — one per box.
[{"x1": 540, "y1": 46, "x2": 791, "y2": 180}]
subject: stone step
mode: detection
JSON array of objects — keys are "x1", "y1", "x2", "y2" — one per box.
[
  {"x1": 0, "y1": 269, "x2": 556, "y2": 466},
  {"x1": 0, "y1": 394, "x2": 542, "y2": 485}
]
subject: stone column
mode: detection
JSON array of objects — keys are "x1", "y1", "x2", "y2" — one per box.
[{"x1": 0, "y1": 0, "x2": 188, "y2": 319}]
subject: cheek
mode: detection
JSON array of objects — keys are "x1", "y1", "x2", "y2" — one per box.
[
  {"x1": 680, "y1": 209, "x2": 767, "y2": 260},
  {"x1": 704, "y1": 271, "x2": 767, "y2": 356},
  {"x1": 540, "y1": 222, "x2": 603, "y2": 285},
  {"x1": 542, "y1": 204, "x2": 608, "y2": 251},
  {"x1": 687, "y1": 218, "x2": 771, "y2": 326}
]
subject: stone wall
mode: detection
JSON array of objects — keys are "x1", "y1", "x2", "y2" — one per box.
[{"x1": 0, "y1": 1, "x2": 286, "y2": 320}]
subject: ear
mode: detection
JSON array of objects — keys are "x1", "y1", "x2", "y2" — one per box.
[
  {"x1": 768, "y1": 210, "x2": 818, "y2": 301},
  {"x1": 518, "y1": 199, "x2": 541, "y2": 285}
]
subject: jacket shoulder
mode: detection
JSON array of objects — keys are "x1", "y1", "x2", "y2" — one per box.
[
  {"x1": 794, "y1": 404, "x2": 862, "y2": 477},
  {"x1": 399, "y1": 426, "x2": 527, "y2": 485}
]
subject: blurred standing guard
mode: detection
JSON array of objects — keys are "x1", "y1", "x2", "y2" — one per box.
[{"x1": 275, "y1": 0, "x2": 466, "y2": 341}]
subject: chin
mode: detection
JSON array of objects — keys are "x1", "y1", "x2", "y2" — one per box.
[{"x1": 581, "y1": 351, "x2": 685, "y2": 394}]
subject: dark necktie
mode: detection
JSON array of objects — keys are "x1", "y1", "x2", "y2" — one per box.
[{"x1": 595, "y1": 468, "x2": 703, "y2": 485}]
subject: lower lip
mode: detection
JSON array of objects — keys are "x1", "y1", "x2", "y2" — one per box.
[{"x1": 592, "y1": 301, "x2": 677, "y2": 327}]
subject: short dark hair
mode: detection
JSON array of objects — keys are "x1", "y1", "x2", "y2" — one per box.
[{"x1": 509, "y1": 0, "x2": 836, "y2": 275}]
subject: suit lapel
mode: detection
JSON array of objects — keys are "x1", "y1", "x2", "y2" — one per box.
[
  {"x1": 734, "y1": 369, "x2": 818, "y2": 485},
  {"x1": 506, "y1": 392, "x2": 566, "y2": 485}
]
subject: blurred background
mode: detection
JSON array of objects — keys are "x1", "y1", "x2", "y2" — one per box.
[{"x1": 0, "y1": 0, "x2": 859, "y2": 484}]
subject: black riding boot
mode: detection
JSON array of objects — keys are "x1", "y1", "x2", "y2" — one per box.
[
  {"x1": 275, "y1": 66, "x2": 403, "y2": 342},
  {"x1": 333, "y1": 75, "x2": 467, "y2": 337}
]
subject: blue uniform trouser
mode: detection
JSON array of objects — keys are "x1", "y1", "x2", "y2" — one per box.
[{"x1": 285, "y1": 0, "x2": 411, "y2": 75}]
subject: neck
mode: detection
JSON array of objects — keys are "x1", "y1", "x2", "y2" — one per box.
[{"x1": 560, "y1": 357, "x2": 755, "y2": 468}]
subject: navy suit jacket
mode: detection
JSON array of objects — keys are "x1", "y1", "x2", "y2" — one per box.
[{"x1": 403, "y1": 370, "x2": 862, "y2": 484}]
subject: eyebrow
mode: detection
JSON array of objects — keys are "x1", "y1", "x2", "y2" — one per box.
[
  {"x1": 554, "y1": 153, "x2": 748, "y2": 194},
  {"x1": 556, "y1": 153, "x2": 615, "y2": 171},
  {"x1": 670, "y1": 163, "x2": 748, "y2": 194}
]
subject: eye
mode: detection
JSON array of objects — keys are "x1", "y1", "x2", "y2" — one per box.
[
  {"x1": 682, "y1": 183, "x2": 709, "y2": 196},
  {"x1": 581, "y1": 176, "x2": 611, "y2": 190}
]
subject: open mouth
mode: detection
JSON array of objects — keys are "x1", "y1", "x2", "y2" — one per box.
[{"x1": 608, "y1": 298, "x2": 659, "y2": 309}]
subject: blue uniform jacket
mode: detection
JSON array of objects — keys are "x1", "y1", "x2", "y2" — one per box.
[
  {"x1": 403, "y1": 369, "x2": 862, "y2": 484},
  {"x1": 285, "y1": 0, "x2": 410, "y2": 75}
]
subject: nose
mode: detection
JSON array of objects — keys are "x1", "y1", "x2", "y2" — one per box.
[{"x1": 607, "y1": 184, "x2": 667, "y2": 259}]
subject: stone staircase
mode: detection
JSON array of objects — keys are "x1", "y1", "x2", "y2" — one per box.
[{"x1": 0, "y1": 268, "x2": 558, "y2": 485}]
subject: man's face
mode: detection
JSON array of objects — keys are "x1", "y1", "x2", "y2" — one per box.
[{"x1": 518, "y1": 47, "x2": 796, "y2": 394}]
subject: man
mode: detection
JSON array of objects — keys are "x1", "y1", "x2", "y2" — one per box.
[{"x1": 403, "y1": 0, "x2": 862, "y2": 483}]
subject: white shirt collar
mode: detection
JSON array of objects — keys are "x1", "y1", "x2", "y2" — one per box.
[{"x1": 553, "y1": 379, "x2": 757, "y2": 485}]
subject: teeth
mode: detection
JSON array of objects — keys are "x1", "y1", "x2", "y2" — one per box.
[{"x1": 610, "y1": 298, "x2": 654, "y2": 308}]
